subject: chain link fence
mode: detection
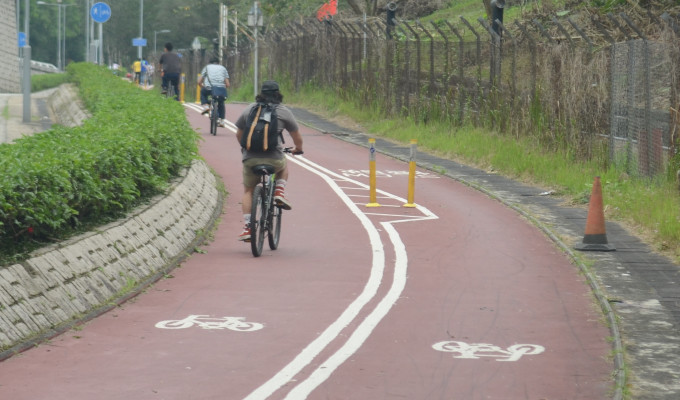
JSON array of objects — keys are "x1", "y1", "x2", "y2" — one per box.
[{"x1": 223, "y1": 11, "x2": 680, "y2": 180}]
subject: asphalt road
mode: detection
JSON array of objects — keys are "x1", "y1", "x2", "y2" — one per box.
[{"x1": 0, "y1": 102, "x2": 614, "y2": 399}]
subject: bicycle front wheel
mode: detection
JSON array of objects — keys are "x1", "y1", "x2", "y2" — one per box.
[
  {"x1": 268, "y1": 203, "x2": 282, "y2": 250},
  {"x1": 250, "y1": 185, "x2": 265, "y2": 257}
]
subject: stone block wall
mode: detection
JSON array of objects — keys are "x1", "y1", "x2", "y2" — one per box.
[{"x1": 0, "y1": 0, "x2": 21, "y2": 93}]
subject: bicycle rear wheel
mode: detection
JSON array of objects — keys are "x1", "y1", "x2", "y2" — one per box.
[
  {"x1": 167, "y1": 82, "x2": 177, "y2": 100},
  {"x1": 209, "y1": 100, "x2": 218, "y2": 135},
  {"x1": 250, "y1": 185, "x2": 265, "y2": 257},
  {"x1": 268, "y1": 204, "x2": 281, "y2": 250}
]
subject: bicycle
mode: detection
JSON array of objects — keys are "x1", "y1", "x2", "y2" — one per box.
[
  {"x1": 208, "y1": 92, "x2": 223, "y2": 136},
  {"x1": 161, "y1": 75, "x2": 178, "y2": 100},
  {"x1": 165, "y1": 80, "x2": 177, "y2": 100},
  {"x1": 249, "y1": 147, "x2": 303, "y2": 257}
]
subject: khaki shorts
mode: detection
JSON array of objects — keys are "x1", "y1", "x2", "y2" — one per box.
[{"x1": 242, "y1": 157, "x2": 286, "y2": 188}]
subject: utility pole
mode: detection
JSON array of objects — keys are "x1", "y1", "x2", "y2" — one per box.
[
  {"x1": 138, "y1": 0, "x2": 144, "y2": 59},
  {"x1": 23, "y1": 0, "x2": 31, "y2": 123},
  {"x1": 248, "y1": 1, "x2": 262, "y2": 97},
  {"x1": 219, "y1": 4, "x2": 228, "y2": 64}
]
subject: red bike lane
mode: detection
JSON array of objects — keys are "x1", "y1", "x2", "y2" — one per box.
[{"x1": 0, "y1": 103, "x2": 612, "y2": 400}]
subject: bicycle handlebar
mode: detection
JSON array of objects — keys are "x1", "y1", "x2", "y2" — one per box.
[{"x1": 283, "y1": 147, "x2": 304, "y2": 155}]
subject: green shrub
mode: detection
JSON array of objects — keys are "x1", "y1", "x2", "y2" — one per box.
[
  {"x1": 31, "y1": 73, "x2": 69, "y2": 92},
  {"x1": 0, "y1": 63, "x2": 199, "y2": 263}
]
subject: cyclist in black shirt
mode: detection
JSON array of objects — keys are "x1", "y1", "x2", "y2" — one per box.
[{"x1": 158, "y1": 42, "x2": 181, "y2": 99}]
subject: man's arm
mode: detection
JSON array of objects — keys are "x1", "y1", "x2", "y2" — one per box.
[
  {"x1": 288, "y1": 129, "x2": 304, "y2": 154},
  {"x1": 236, "y1": 128, "x2": 244, "y2": 145}
]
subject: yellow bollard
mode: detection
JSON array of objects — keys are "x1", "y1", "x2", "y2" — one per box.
[
  {"x1": 195, "y1": 74, "x2": 201, "y2": 104},
  {"x1": 366, "y1": 138, "x2": 381, "y2": 207},
  {"x1": 403, "y1": 139, "x2": 417, "y2": 208},
  {"x1": 180, "y1": 73, "x2": 186, "y2": 103}
]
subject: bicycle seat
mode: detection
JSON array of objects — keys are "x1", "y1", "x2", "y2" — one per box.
[{"x1": 251, "y1": 164, "x2": 276, "y2": 176}]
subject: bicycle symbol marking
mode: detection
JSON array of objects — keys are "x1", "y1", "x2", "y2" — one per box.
[
  {"x1": 432, "y1": 340, "x2": 545, "y2": 362},
  {"x1": 155, "y1": 315, "x2": 264, "y2": 332}
]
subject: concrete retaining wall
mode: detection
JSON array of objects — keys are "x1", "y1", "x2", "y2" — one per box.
[
  {"x1": 0, "y1": 85, "x2": 222, "y2": 358},
  {"x1": 48, "y1": 84, "x2": 91, "y2": 127}
]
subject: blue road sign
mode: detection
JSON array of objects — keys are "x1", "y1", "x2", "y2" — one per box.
[
  {"x1": 132, "y1": 38, "x2": 147, "y2": 47},
  {"x1": 18, "y1": 32, "x2": 26, "y2": 48},
  {"x1": 90, "y1": 2, "x2": 111, "y2": 23}
]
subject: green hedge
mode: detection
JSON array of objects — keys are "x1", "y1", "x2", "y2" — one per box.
[
  {"x1": 0, "y1": 63, "x2": 199, "y2": 261},
  {"x1": 31, "y1": 73, "x2": 69, "y2": 92}
]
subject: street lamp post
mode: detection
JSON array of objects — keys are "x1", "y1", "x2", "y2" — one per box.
[
  {"x1": 247, "y1": 2, "x2": 263, "y2": 97},
  {"x1": 37, "y1": 0, "x2": 75, "y2": 71},
  {"x1": 154, "y1": 29, "x2": 171, "y2": 54},
  {"x1": 138, "y1": 0, "x2": 144, "y2": 59}
]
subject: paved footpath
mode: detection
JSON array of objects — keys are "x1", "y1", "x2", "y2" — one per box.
[{"x1": 0, "y1": 95, "x2": 679, "y2": 399}]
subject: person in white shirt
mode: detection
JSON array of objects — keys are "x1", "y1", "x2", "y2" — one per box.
[{"x1": 198, "y1": 57, "x2": 231, "y2": 126}]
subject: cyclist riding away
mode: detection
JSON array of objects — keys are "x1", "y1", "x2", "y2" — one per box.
[
  {"x1": 198, "y1": 57, "x2": 230, "y2": 127},
  {"x1": 158, "y1": 42, "x2": 181, "y2": 98},
  {"x1": 234, "y1": 81, "x2": 303, "y2": 241}
]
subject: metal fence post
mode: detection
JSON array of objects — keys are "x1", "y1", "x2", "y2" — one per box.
[
  {"x1": 445, "y1": 21, "x2": 465, "y2": 125},
  {"x1": 621, "y1": 13, "x2": 654, "y2": 176},
  {"x1": 608, "y1": 13, "x2": 636, "y2": 175},
  {"x1": 515, "y1": 22, "x2": 537, "y2": 101},
  {"x1": 532, "y1": 19, "x2": 555, "y2": 44},
  {"x1": 593, "y1": 16, "x2": 617, "y2": 165},
  {"x1": 496, "y1": 20, "x2": 516, "y2": 106},
  {"x1": 402, "y1": 21, "x2": 422, "y2": 103},
  {"x1": 430, "y1": 21, "x2": 450, "y2": 81},
  {"x1": 460, "y1": 16, "x2": 481, "y2": 124},
  {"x1": 552, "y1": 16, "x2": 573, "y2": 48},
  {"x1": 396, "y1": 24, "x2": 410, "y2": 113},
  {"x1": 417, "y1": 21, "x2": 436, "y2": 96}
]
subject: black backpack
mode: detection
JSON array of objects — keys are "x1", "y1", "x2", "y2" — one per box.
[{"x1": 241, "y1": 102, "x2": 281, "y2": 151}]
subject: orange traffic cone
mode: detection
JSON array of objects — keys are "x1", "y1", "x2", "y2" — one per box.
[{"x1": 574, "y1": 176, "x2": 615, "y2": 251}]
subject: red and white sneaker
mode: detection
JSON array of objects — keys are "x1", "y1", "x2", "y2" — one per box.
[
  {"x1": 238, "y1": 225, "x2": 251, "y2": 242},
  {"x1": 274, "y1": 188, "x2": 292, "y2": 210}
]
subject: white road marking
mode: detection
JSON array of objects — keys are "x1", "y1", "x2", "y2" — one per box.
[
  {"x1": 155, "y1": 315, "x2": 263, "y2": 331},
  {"x1": 432, "y1": 341, "x2": 545, "y2": 362},
  {"x1": 244, "y1": 155, "x2": 437, "y2": 400},
  {"x1": 184, "y1": 103, "x2": 237, "y2": 132}
]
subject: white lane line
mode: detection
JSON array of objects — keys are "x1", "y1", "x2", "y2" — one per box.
[
  {"x1": 243, "y1": 156, "x2": 386, "y2": 400},
  {"x1": 184, "y1": 103, "x2": 237, "y2": 132},
  {"x1": 244, "y1": 155, "x2": 437, "y2": 400},
  {"x1": 291, "y1": 157, "x2": 437, "y2": 221},
  {"x1": 284, "y1": 222, "x2": 408, "y2": 400},
  {"x1": 362, "y1": 213, "x2": 426, "y2": 219}
]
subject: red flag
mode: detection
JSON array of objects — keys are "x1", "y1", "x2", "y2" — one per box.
[{"x1": 316, "y1": 0, "x2": 337, "y2": 21}]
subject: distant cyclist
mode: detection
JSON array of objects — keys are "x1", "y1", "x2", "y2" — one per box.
[
  {"x1": 158, "y1": 42, "x2": 181, "y2": 98},
  {"x1": 234, "y1": 81, "x2": 303, "y2": 241},
  {"x1": 198, "y1": 57, "x2": 230, "y2": 127}
]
